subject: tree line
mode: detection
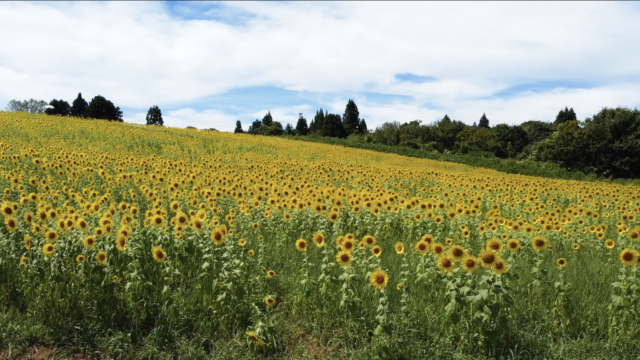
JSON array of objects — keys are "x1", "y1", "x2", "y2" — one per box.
[
  {"x1": 235, "y1": 100, "x2": 640, "y2": 179},
  {"x1": 5, "y1": 94, "x2": 165, "y2": 126}
]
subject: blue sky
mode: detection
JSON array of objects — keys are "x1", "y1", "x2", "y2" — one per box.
[{"x1": 1, "y1": 2, "x2": 640, "y2": 131}]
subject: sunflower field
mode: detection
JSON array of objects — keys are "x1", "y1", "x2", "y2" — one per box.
[{"x1": 1, "y1": 111, "x2": 640, "y2": 359}]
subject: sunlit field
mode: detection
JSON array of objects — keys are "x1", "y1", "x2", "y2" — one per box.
[{"x1": 1, "y1": 111, "x2": 640, "y2": 359}]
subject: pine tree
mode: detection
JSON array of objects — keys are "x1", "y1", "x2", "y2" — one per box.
[
  {"x1": 70, "y1": 93, "x2": 88, "y2": 117},
  {"x1": 285, "y1": 123, "x2": 294, "y2": 135},
  {"x1": 295, "y1": 113, "x2": 309, "y2": 135},
  {"x1": 358, "y1": 118, "x2": 368, "y2": 134},
  {"x1": 479, "y1": 113, "x2": 490, "y2": 128},
  {"x1": 262, "y1": 112, "x2": 273, "y2": 127},
  {"x1": 342, "y1": 99, "x2": 360, "y2": 135},
  {"x1": 555, "y1": 107, "x2": 577, "y2": 125},
  {"x1": 146, "y1": 105, "x2": 163, "y2": 126},
  {"x1": 234, "y1": 120, "x2": 244, "y2": 133}
]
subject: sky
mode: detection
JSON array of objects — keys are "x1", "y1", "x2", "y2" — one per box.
[{"x1": 1, "y1": 1, "x2": 640, "y2": 132}]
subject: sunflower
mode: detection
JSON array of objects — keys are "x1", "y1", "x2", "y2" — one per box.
[
  {"x1": 369, "y1": 269, "x2": 389, "y2": 290},
  {"x1": 238, "y1": 238, "x2": 247, "y2": 247},
  {"x1": 336, "y1": 250, "x2": 353, "y2": 266},
  {"x1": 76, "y1": 254, "x2": 86, "y2": 263},
  {"x1": 605, "y1": 239, "x2": 615, "y2": 249},
  {"x1": 83, "y1": 235, "x2": 96, "y2": 249},
  {"x1": 362, "y1": 234, "x2": 376, "y2": 248},
  {"x1": 571, "y1": 243, "x2": 580, "y2": 250},
  {"x1": 531, "y1": 236, "x2": 549, "y2": 252},
  {"x1": 95, "y1": 250, "x2": 107, "y2": 265},
  {"x1": 20, "y1": 256, "x2": 28, "y2": 266},
  {"x1": 437, "y1": 256, "x2": 456, "y2": 273},
  {"x1": 491, "y1": 258, "x2": 509, "y2": 275},
  {"x1": 557, "y1": 258, "x2": 568, "y2": 268},
  {"x1": 251, "y1": 222, "x2": 259, "y2": 230},
  {"x1": 371, "y1": 245, "x2": 382, "y2": 258},
  {"x1": 479, "y1": 249, "x2": 498, "y2": 268},
  {"x1": 264, "y1": 296, "x2": 276, "y2": 307},
  {"x1": 619, "y1": 248, "x2": 639, "y2": 266},
  {"x1": 150, "y1": 214, "x2": 164, "y2": 227},
  {"x1": 245, "y1": 330, "x2": 266, "y2": 347},
  {"x1": 448, "y1": 245, "x2": 467, "y2": 262},
  {"x1": 115, "y1": 235, "x2": 127, "y2": 252},
  {"x1": 4, "y1": 217, "x2": 18, "y2": 232},
  {"x1": 24, "y1": 234, "x2": 32, "y2": 250},
  {"x1": 462, "y1": 256, "x2": 479, "y2": 273},
  {"x1": 295, "y1": 238, "x2": 308, "y2": 252},
  {"x1": 42, "y1": 243, "x2": 55, "y2": 257},
  {"x1": 341, "y1": 238, "x2": 356, "y2": 252},
  {"x1": 248, "y1": 249, "x2": 255, "y2": 257},
  {"x1": 267, "y1": 270, "x2": 276, "y2": 278},
  {"x1": 486, "y1": 239, "x2": 503, "y2": 253},
  {"x1": 152, "y1": 246, "x2": 167, "y2": 263},
  {"x1": 396, "y1": 283, "x2": 403, "y2": 291},
  {"x1": 415, "y1": 241, "x2": 429, "y2": 255},
  {"x1": 394, "y1": 242, "x2": 404, "y2": 254},
  {"x1": 313, "y1": 232, "x2": 325, "y2": 248},
  {"x1": 431, "y1": 243, "x2": 445, "y2": 257},
  {"x1": 506, "y1": 239, "x2": 521, "y2": 252},
  {"x1": 44, "y1": 229, "x2": 58, "y2": 243},
  {"x1": 210, "y1": 228, "x2": 225, "y2": 246}
]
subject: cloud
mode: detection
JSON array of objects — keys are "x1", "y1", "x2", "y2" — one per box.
[{"x1": 0, "y1": 2, "x2": 639, "y2": 129}]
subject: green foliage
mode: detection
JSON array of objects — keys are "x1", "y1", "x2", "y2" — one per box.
[
  {"x1": 146, "y1": 105, "x2": 163, "y2": 126},
  {"x1": 342, "y1": 99, "x2": 360, "y2": 135},
  {"x1": 555, "y1": 106, "x2": 577, "y2": 126},
  {"x1": 295, "y1": 114, "x2": 309, "y2": 136},
  {"x1": 234, "y1": 120, "x2": 244, "y2": 134},
  {"x1": 536, "y1": 107, "x2": 640, "y2": 178},
  {"x1": 70, "y1": 93, "x2": 89, "y2": 117},
  {"x1": 261, "y1": 111, "x2": 273, "y2": 127},
  {"x1": 478, "y1": 113, "x2": 490, "y2": 128},
  {"x1": 45, "y1": 99, "x2": 71, "y2": 116},
  {"x1": 5, "y1": 99, "x2": 48, "y2": 113},
  {"x1": 85, "y1": 95, "x2": 123, "y2": 122}
]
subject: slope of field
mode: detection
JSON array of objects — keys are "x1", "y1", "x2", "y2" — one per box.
[{"x1": 1, "y1": 112, "x2": 640, "y2": 359}]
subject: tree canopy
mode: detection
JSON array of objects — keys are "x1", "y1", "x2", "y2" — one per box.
[
  {"x1": 146, "y1": 105, "x2": 163, "y2": 126},
  {"x1": 85, "y1": 95, "x2": 123, "y2": 122}
]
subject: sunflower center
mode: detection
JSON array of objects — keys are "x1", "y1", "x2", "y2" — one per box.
[
  {"x1": 535, "y1": 239, "x2": 544, "y2": 247},
  {"x1": 623, "y1": 252, "x2": 634, "y2": 261},
  {"x1": 341, "y1": 254, "x2": 350, "y2": 262},
  {"x1": 442, "y1": 259, "x2": 452, "y2": 267},
  {"x1": 452, "y1": 248, "x2": 463, "y2": 257},
  {"x1": 375, "y1": 275, "x2": 385, "y2": 284},
  {"x1": 465, "y1": 259, "x2": 475, "y2": 267},
  {"x1": 482, "y1": 254, "x2": 495, "y2": 264}
]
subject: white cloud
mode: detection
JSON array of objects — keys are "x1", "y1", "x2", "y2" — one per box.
[{"x1": 1, "y1": 2, "x2": 639, "y2": 129}]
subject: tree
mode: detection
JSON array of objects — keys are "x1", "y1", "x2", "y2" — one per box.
[
  {"x1": 493, "y1": 124, "x2": 530, "y2": 157},
  {"x1": 342, "y1": 99, "x2": 360, "y2": 135},
  {"x1": 554, "y1": 107, "x2": 577, "y2": 126},
  {"x1": 309, "y1": 109, "x2": 325, "y2": 135},
  {"x1": 358, "y1": 119, "x2": 368, "y2": 134},
  {"x1": 85, "y1": 95, "x2": 123, "y2": 121},
  {"x1": 234, "y1": 120, "x2": 244, "y2": 133},
  {"x1": 248, "y1": 119, "x2": 262, "y2": 134},
  {"x1": 295, "y1": 113, "x2": 309, "y2": 135},
  {"x1": 262, "y1": 112, "x2": 273, "y2": 127},
  {"x1": 45, "y1": 99, "x2": 71, "y2": 116},
  {"x1": 6, "y1": 99, "x2": 48, "y2": 113},
  {"x1": 285, "y1": 123, "x2": 294, "y2": 135},
  {"x1": 146, "y1": 105, "x2": 163, "y2": 126},
  {"x1": 520, "y1": 120, "x2": 554, "y2": 144},
  {"x1": 373, "y1": 121, "x2": 401, "y2": 145},
  {"x1": 478, "y1": 113, "x2": 490, "y2": 128},
  {"x1": 70, "y1": 93, "x2": 89, "y2": 117}
]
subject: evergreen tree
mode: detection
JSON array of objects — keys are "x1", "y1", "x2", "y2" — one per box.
[
  {"x1": 442, "y1": 114, "x2": 452, "y2": 123},
  {"x1": 325, "y1": 113, "x2": 347, "y2": 138},
  {"x1": 45, "y1": 99, "x2": 71, "y2": 116},
  {"x1": 146, "y1": 105, "x2": 163, "y2": 126},
  {"x1": 295, "y1": 113, "x2": 309, "y2": 135},
  {"x1": 262, "y1": 111, "x2": 273, "y2": 127},
  {"x1": 248, "y1": 119, "x2": 262, "y2": 134},
  {"x1": 234, "y1": 120, "x2": 244, "y2": 133},
  {"x1": 479, "y1": 113, "x2": 490, "y2": 128},
  {"x1": 358, "y1": 118, "x2": 368, "y2": 133},
  {"x1": 70, "y1": 93, "x2": 89, "y2": 117},
  {"x1": 285, "y1": 123, "x2": 294, "y2": 135},
  {"x1": 342, "y1": 99, "x2": 360, "y2": 135},
  {"x1": 85, "y1": 95, "x2": 123, "y2": 121},
  {"x1": 554, "y1": 107, "x2": 577, "y2": 125},
  {"x1": 309, "y1": 109, "x2": 325, "y2": 134}
]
